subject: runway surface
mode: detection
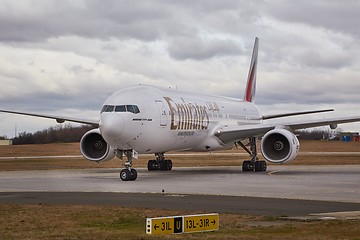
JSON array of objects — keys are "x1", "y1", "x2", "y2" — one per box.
[
  {"x1": 1, "y1": 192, "x2": 359, "y2": 217},
  {"x1": 0, "y1": 165, "x2": 359, "y2": 216}
]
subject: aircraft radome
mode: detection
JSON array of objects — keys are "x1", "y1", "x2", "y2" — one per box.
[{"x1": 1, "y1": 38, "x2": 360, "y2": 181}]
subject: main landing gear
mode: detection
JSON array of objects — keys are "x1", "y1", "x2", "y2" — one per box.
[
  {"x1": 116, "y1": 150, "x2": 172, "y2": 181},
  {"x1": 237, "y1": 137, "x2": 267, "y2": 172},
  {"x1": 147, "y1": 153, "x2": 173, "y2": 171},
  {"x1": 117, "y1": 150, "x2": 137, "y2": 181}
]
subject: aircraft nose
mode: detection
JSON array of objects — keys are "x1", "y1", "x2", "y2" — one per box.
[{"x1": 99, "y1": 114, "x2": 125, "y2": 139}]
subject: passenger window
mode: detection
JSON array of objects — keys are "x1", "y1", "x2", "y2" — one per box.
[{"x1": 115, "y1": 105, "x2": 126, "y2": 112}]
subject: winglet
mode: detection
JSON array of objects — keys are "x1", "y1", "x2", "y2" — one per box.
[{"x1": 244, "y1": 37, "x2": 259, "y2": 102}]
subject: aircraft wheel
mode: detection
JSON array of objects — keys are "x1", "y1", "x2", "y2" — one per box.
[
  {"x1": 261, "y1": 161, "x2": 267, "y2": 171},
  {"x1": 147, "y1": 160, "x2": 157, "y2": 171},
  {"x1": 159, "y1": 161, "x2": 167, "y2": 171},
  {"x1": 255, "y1": 161, "x2": 262, "y2": 172},
  {"x1": 130, "y1": 169, "x2": 137, "y2": 181},
  {"x1": 255, "y1": 161, "x2": 261, "y2": 172},
  {"x1": 255, "y1": 161, "x2": 267, "y2": 172},
  {"x1": 242, "y1": 161, "x2": 254, "y2": 172},
  {"x1": 120, "y1": 169, "x2": 131, "y2": 181},
  {"x1": 165, "y1": 160, "x2": 173, "y2": 171}
]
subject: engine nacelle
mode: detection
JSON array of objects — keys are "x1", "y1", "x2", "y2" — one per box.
[
  {"x1": 261, "y1": 128, "x2": 300, "y2": 164},
  {"x1": 80, "y1": 128, "x2": 115, "y2": 162}
]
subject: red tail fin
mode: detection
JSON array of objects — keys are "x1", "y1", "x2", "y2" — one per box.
[{"x1": 244, "y1": 37, "x2": 259, "y2": 102}]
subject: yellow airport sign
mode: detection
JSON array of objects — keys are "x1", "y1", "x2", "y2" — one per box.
[
  {"x1": 184, "y1": 213, "x2": 219, "y2": 233},
  {"x1": 146, "y1": 213, "x2": 218, "y2": 235},
  {"x1": 146, "y1": 216, "x2": 182, "y2": 235}
]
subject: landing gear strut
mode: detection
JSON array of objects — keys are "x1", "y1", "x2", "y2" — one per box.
[
  {"x1": 237, "y1": 137, "x2": 267, "y2": 172},
  {"x1": 116, "y1": 150, "x2": 138, "y2": 181},
  {"x1": 147, "y1": 153, "x2": 173, "y2": 171}
]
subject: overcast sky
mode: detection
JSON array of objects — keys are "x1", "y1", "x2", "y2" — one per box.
[{"x1": 1, "y1": 0, "x2": 360, "y2": 137}]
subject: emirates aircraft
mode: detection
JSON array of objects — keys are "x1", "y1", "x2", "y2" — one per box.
[{"x1": 1, "y1": 38, "x2": 360, "y2": 181}]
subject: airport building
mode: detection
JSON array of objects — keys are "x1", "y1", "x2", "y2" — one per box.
[
  {"x1": 0, "y1": 139, "x2": 13, "y2": 145},
  {"x1": 339, "y1": 132, "x2": 360, "y2": 142}
]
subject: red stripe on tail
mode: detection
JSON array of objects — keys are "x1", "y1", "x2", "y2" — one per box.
[{"x1": 243, "y1": 37, "x2": 259, "y2": 103}]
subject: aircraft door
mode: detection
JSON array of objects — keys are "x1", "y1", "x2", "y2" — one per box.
[{"x1": 155, "y1": 100, "x2": 167, "y2": 127}]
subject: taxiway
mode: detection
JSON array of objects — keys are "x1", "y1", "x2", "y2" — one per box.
[
  {"x1": 0, "y1": 165, "x2": 359, "y2": 203},
  {"x1": 0, "y1": 165, "x2": 359, "y2": 216}
]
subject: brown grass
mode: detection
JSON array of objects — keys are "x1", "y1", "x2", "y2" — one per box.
[
  {"x1": 0, "y1": 204, "x2": 359, "y2": 240},
  {"x1": 1, "y1": 140, "x2": 359, "y2": 156},
  {"x1": 0, "y1": 140, "x2": 359, "y2": 171},
  {"x1": 299, "y1": 140, "x2": 360, "y2": 152}
]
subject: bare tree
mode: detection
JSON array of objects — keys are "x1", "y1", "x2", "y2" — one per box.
[{"x1": 295, "y1": 129, "x2": 335, "y2": 140}]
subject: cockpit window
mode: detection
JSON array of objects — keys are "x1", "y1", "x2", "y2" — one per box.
[
  {"x1": 126, "y1": 105, "x2": 140, "y2": 114},
  {"x1": 101, "y1": 104, "x2": 140, "y2": 114},
  {"x1": 100, "y1": 105, "x2": 115, "y2": 113},
  {"x1": 104, "y1": 105, "x2": 114, "y2": 112},
  {"x1": 101, "y1": 105, "x2": 107, "y2": 113},
  {"x1": 133, "y1": 105, "x2": 140, "y2": 114},
  {"x1": 115, "y1": 105, "x2": 126, "y2": 112}
]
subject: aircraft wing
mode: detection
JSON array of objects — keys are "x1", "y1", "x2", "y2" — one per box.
[
  {"x1": 274, "y1": 116, "x2": 360, "y2": 130},
  {"x1": 262, "y1": 109, "x2": 334, "y2": 120},
  {"x1": 0, "y1": 109, "x2": 99, "y2": 127},
  {"x1": 215, "y1": 116, "x2": 360, "y2": 144}
]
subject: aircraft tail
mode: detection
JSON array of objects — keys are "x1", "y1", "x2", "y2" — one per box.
[{"x1": 244, "y1": 37, "x2": 259, "y2": 102}]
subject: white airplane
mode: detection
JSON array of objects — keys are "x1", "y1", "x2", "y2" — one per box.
[{"x1": 1, "y1": 38, "x2": 360, "y2": 181}]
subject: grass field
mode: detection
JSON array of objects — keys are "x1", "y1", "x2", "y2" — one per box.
[
  {"x1": 0, "y1": 140, "x2": 360, "y2": 239},
  {"x1": 0, "y1": 140, "x2": 359, "y2": 171},
  {"x1": 1, "y1": 204, "x2": 360, "y2": 240}
]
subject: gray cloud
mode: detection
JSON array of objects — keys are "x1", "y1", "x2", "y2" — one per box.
[
  {"x1": 0, "y1": 0, "x2": 360, "y2": 136},
  {"x1": 0, "y1": 92, "x2": 104, "y2": 112},
  {"x1": 298, "y1": 49, "x2": 352, "y2": 69},
  {"x1": 168, "y1": 36, "x2": 243, "y2": 60},
  {"x1": 264, "y1": 0, "x2": 360, "y2": 38},
  {"x1": 0, "y1": 0, "x2": 254, "y2": 60},
  {"x1": 0, "y1": 0, "x2": 171, "y2": 42}
]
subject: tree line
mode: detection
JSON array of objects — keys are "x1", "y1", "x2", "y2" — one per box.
[
  {"x1": 295, "y1": 129, "x2": 340, "y2": 140},
  {"x1": 11, "y1": 124, "x2": 95, "y2": 145}
]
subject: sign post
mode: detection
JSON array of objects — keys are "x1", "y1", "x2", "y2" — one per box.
[{"x1": 146, "y1": 213, "x2": 219, "y2": 235}]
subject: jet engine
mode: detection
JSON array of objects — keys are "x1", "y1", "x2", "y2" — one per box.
[
  {"x1": 261, "y1": 128, "x2": 299, "y2": 164},
  {"x1": 80, "y1": 128, "x2": 115, "y2": 162}
]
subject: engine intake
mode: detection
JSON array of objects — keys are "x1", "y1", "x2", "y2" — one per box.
[
  {"x1": 80, "y1": 128, "x2": 115, "y2": 162},
  {"x1": 261, "y1": 128, "x2": 299, "y2": 164}
]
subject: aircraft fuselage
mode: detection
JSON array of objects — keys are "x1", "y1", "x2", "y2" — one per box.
[{"x1": 99, "y1": 85, "x2": 262, "y2": 154}]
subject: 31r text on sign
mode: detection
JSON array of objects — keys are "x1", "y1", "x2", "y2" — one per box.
[{"x1": 184, "y1": 214, "x2": 219, "y2": 233}]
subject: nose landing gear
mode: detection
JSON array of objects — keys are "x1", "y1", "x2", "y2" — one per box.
[{"x1": 117, "y1": 149, "x2": 138, "y2": 181}]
